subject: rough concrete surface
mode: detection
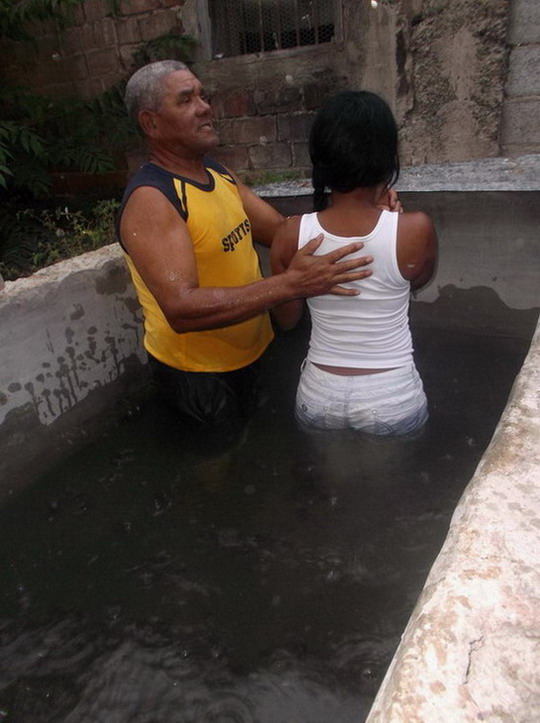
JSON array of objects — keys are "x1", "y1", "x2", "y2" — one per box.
[
  {"x1": 506, "y1": 46, "x2": 540, "y2": 97},
  {"x1": 366, "y1": 321, "x2": 540, "y2": 722},
  {"x1": 508, "y1": 0, "x2": 540, "y2": 46},
  {"x1": 502, "y1": 100, "x2": 540, "y2": 156},
  {"x1": 397, "y1": 0, "x2": 510, "y2": 164},
  {"x1": 251, "y1": 155, "x2": 540, "y2": 196}
]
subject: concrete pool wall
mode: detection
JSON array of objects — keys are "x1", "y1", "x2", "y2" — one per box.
[{"x1": 1, "y1": 156, "x2": 539, "y2": 719}]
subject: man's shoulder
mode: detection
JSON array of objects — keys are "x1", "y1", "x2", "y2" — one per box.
[
  {"x1": 123, "y1": 163, "x2": 179, "y2": 206},
  {"x1": 128, "y1": 162, "x2": 172, "y2": 188},
  {"x1": 120, "y1": 163, "x2": 188, "y2": 224}
]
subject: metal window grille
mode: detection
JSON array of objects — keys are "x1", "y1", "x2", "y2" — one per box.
[{"x1": 210, "y1": 1, "x2": 336, "y2": 58}]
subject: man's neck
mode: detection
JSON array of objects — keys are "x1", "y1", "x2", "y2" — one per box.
[{"x1": 148, "y1": 146, "x2": 209, "y2": 183}]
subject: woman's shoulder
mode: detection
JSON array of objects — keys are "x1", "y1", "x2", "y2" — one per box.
[
  {"x1": 271, "y1": 214, "x2": 301, "y2": 253},
  {"x1": 397, "y1": 210, "x2": 435, "y2": 239},
  {"x1": 278, "y1": 213, "x2": 304, "y2": 239},
  {"x1": 396, "y1": 210, "x2": 438, "y2": 284}
]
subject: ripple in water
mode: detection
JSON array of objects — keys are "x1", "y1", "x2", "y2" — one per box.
[{"x1": 195, "y1": 693, "x2": 257, "y2": 723}]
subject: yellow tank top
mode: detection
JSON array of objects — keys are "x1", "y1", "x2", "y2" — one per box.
[{"x1": 119, "y1": 160, "x2": 274, "y2": 372}]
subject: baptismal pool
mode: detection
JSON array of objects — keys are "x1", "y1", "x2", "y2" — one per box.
[
  {"x1": 1, "y1": 157, "x2": 539, "y2": 720},
  {"x1": 0, "y1": 315, "x2": 531, "y2": 723}
]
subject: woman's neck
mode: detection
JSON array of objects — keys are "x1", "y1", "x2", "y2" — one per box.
[
  {"x1": 328, "y1": 185, "x2": 384, "y2": 209},
  {"x1": 317, "y1": 186, "x2": 385, "y2": 237}
]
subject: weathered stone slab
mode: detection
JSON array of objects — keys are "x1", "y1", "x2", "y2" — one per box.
[{"x1": 366, "y1": 320, "x2": 540, "y2": 721}]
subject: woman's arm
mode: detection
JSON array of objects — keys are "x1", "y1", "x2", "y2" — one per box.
[
  {"x1": 397, "y1": 212, "x2": 438, "y2": 291},
  {"x1": 270, "y1": 216, "x2": 306, "y2": 330}
]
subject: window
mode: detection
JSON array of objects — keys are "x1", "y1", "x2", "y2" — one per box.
[{"x1": 209, "y1": 1, "x2": 337, "y2": 59}]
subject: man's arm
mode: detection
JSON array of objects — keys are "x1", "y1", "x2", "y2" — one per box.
[
  {"x1": 234, "y1": 176, "x2": 284, "y2": 248},
  {"x1": 270, "y1": 216, "x2": 306, "y2": 330},
  {"x1": 120, "y1": 186, "x2": 372, "y2": 333}
]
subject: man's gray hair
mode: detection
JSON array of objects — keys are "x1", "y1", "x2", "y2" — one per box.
[{"x1": 125, "y1": 60, "x2": 189, "y2": 123}]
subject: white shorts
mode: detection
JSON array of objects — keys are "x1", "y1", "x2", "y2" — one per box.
[{"x1": 295, "y1": 360, "x2": 428, "y2": 436}]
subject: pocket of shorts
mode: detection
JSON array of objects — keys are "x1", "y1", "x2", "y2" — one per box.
[
  {"x1": 359, "y1": 410, "x2": 396, "y2": 436},
  {"x1": 296, "y1": 401, "x2": 319, "y2": 426}
]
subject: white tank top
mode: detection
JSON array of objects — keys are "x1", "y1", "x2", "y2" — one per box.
[{"x1": 298, "y1": 210, "x2": 413, "y2": 368}]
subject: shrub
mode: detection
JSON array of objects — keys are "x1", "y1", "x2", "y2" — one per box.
[
  {"x1": 0, "y1": 198, "x2": 120, "y2": 281},
  {"x1": 0, "y1": 0, "x2": 196, "y2": 279}
]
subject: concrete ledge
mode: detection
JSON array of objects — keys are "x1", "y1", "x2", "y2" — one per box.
[
  {"x1": 0, "y1": 244, "x2": 148, "y2": 498},
  {"x1": 366, "y1": 320, "x2": 540, "y2": 721},
  {"x1": 0, "y1": 243, "x2": 144, "y2": 429},
  {"x1": 251, "y1": 155, "x2": 540, "y2": 195}
]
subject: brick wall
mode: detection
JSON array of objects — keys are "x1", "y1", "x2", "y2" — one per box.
[
  {"x1": 2, "y1": 0, "x2": 536, "y2": 184},
  {"x1": 208, "y1": 72, "x2": 346, "y2": 181},
  {"x1": 0, "y1": 0, "x2": 187, "y2": 100}
]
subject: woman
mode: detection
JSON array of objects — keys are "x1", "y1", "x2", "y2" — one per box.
[{"x1": 270, "y1": 90, "x2": 437, "y2": 435}]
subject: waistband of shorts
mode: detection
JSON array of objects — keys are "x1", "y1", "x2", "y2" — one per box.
[{"x1": 302, "y1": 360, "x2": 419, "y2": 389}]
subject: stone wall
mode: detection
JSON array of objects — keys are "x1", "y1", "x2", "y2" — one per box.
[
  {"x1": 394, "y1": 0, "x2": 510, "y2": 164},
  {"x1": 2, "y1": 0, "x2": 538, "y2": 179},
  {"x1": 198, "y1": 0, "x2": 514, "y2": 176}
]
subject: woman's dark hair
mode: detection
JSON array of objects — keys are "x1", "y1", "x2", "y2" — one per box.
[{"x1": 310, "y1": 90, "x2": 400, "y2": 211}]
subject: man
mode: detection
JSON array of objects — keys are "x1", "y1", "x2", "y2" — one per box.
[{"x1": 117, "y1": 60, "x2": 377, "y2": 428}]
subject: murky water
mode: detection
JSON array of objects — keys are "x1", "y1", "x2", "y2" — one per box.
[{"x1": 0, "y1": 321, "x2": 530, "y2": 722}]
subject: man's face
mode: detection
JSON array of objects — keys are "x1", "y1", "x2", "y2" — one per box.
[{"x1": 150, "y1": 70, "x2": 219, "y2": 155}]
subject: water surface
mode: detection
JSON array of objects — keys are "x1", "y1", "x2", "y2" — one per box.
[{"x1": 0, "y1": 322, "x2": 529, "y2": 722}]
